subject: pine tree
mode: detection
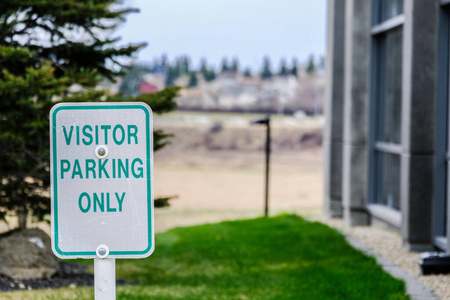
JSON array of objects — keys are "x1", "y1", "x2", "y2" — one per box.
[
  {"x1": 318, "y1": 55, "x2": 326, "y2": 70},
  {"x1": 119, "y1": 63, "x2": 151, "y2": 97},
  {"x1": 174, "y1": 57, "x2": 183, "y2": 77},
  {"x1": 204, "y1": 70, "x2": 216, "y2": 82},
  {"x1": 278, "y1": 58, "x2": 288, "y2": 76},
  {"x1": 179, "y1": 56, "x2": 190, "y2": 75},
  {"x1": 243, "y1": 68, "x2": 252, "y2": 77},
  {"x1": 200, "y1": 58, "x2": 208, "y2": 74},
  {"x1": 290, "y1": 58, "x2": 299, "y2": 77},
  {"x1": 306, "y1": 54, "x2": 316, "y2": 74},
  {"x1": 221, "y1": 57, "x2": 230, "y2": 73},
  {"x1": 200, "y1": 58, "x2": 216, "y2": 82},
  {"x1": 260, "y1": 56, "x2": 273, "y2": 80},
  {"x1": 188, "y1": 72, "x2": 198, "y2": 87},
  {"x1": 160, "y1": 54, "x2": 169, "y2": 72},
  {"x1": 231, "y1": 57, "x2": 239, "y2": 73},
  {"x1": 165, "y1": 66, "x2": 178, "y2": 87},
  {"x1": 0, "y1": 0, "x2": 179, "y2": 228},
  {"x1": 0, "y1": 46, "x2": 69, "y2": 226}
]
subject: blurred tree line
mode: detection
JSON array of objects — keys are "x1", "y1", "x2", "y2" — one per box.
[
  {"x1": 0, "y1": 0, "x2": 179, "y2": 228},
  {"x1": 120, "y1": 53, "x2": 323, "y2": 95}
]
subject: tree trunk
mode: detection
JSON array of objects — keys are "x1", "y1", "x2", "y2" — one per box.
[{"x1": 18, "y1": 212, "x2": 27, "y2": 229}]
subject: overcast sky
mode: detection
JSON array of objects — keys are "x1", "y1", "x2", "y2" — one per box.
[{"x1": 115, "y1": 0, "x2": 327, "y2": 71}]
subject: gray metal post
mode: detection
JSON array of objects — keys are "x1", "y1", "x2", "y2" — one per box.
[{"x1": 94, "y1": 258, "x2": 116, "y2": 299}]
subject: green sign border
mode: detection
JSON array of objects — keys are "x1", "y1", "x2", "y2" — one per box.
[{"x1": 51, "y1": 104, "x2": 153, "y2": 257}]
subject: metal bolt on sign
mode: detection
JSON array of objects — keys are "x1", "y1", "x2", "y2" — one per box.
[{"x1": 95, "y1": 145, "x2": 109, "y2": 159}]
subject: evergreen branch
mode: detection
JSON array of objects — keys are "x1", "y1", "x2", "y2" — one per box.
[{"x1": 11, "y1": 14, "x2": 39, "y2": 36}]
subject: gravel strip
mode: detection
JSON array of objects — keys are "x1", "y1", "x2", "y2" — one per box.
[
  {"x1": 322, "y1": 218, "x2": 450, "y2": 300},
  {"x1": 0, "y1": 262, "x2": 133, "y2": 292}
]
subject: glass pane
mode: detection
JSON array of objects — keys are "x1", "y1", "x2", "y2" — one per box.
[
  {"x1": 444, "y1": 160, "x2": 448, "y2": 236},
  {"x1": 380, "y1": 28, "x2": 403, "y2": 143},
  {"x1": 386, "y1": 0, "x2": 403, "y2": 20},
  {"x1": 373, "y1": 0, "x2": 404, "y2": 24},
  {"x1": 378, "y1": 152, "x2": 401, "y2": 210}
]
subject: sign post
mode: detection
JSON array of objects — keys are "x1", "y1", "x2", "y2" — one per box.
[
  {"x1": 251, "y1": 115, "x2": 271, "y2": 217},
  {"x1": 50, "y1": 102, "x2": 154, "y2": 298}
]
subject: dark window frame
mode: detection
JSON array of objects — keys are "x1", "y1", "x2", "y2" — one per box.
[
  {"x1": 368, "y1": 0, "x2": 404, "y2": 214},
  {"x1": 434, "y1": 1, "x2": 450, "y2": 250}
]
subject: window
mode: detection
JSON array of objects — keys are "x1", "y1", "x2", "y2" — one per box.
[
  {"x1": 379, "y1": 152, "x2": 401, "y2": 209},
  {"x1": 369, "y1": 0, "x2": 404, "y2": 211},
  {"x1": 377, "y1": 28, "x2": 403, "y2": 144},
  {"x1": 434, "y1": 1, "x2": 450, "y2": 249}
]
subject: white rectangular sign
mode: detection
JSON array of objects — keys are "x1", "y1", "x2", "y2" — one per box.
[{"x1": 50, "y1": 102, "x2": 154, "y2": 259}]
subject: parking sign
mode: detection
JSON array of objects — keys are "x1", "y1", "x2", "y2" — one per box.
[{"x1": 50, "y1": 102, "x2": 154, "y2": 259}]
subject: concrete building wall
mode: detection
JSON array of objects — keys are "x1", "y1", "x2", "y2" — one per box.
[
  {"x1": 325, "y1": 0, "x2": 440, "y2": 251},
  {"x1": 400, "y1": 0, "x2": 438, "y2": 251},
  {"x1": 324, "y1": 0, "x2": 346, "y2": 218},
  {"x1": 342, "y1": 0, "x2": 371, "y2": 227}
]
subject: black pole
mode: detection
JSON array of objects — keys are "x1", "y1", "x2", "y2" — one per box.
[
  {"x1": 251, "y1": 115, "x2": 271, "y2": 217},
  {"x1": 264, "y1": 117, "x2": 271, "y2": 217}
]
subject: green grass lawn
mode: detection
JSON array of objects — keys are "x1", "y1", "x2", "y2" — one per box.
[{"x1": 3, "y1": 215, "x2": 408, "y2": 299}]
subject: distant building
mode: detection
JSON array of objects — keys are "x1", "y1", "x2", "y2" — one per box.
[
  {"x1": 324, "y1": 0, "x2": 444, "y2": 251},
  {"x1": 138, "y1": 82, "x2": 158, "y2": 94},
  {"x1": 175, "y1": 73, "x2": 323, "y2": 114},
  {"x1": 143, "y1": 73, "x2": 165, "y2": 91}
]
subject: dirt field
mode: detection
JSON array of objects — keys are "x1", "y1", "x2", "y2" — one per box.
[{"x1": 153, "y1": 112, "x2": 324, "y2": 232}]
